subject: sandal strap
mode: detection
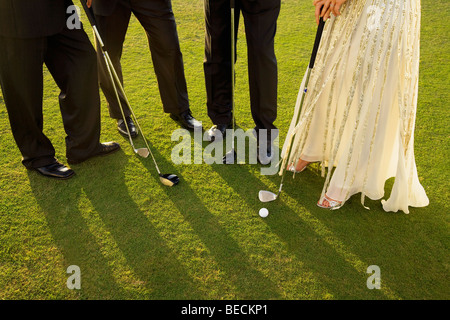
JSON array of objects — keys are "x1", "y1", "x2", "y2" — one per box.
[
  {"x1": 288, "y1": 162, "x2": 308, "y2": 173},
  {"x1": 318, "y1": 195, "x2": 342, "y2": 209}
]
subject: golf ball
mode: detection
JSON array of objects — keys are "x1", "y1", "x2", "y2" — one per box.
[{"x1": 259, "y1": 208, "x2": 269, "y2": 218}]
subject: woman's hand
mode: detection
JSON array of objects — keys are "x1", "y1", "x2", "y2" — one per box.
[
  {"x1": 313, "y1": 0, "x2": 347, "y2": 25},
  {"x1": 86, "y1": 0, "x2": 92, "y2": 8}
]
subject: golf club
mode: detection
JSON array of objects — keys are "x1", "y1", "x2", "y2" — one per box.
[
  {"x1": 223, "y1": 0, "x2": 237, "y2": 164},
  {"x1": 100, "y1": 36, "x2": 149, "y2": 158},
  {"x1": 259, "y1": 16, "x2": 326, "y2": 202},
  {"x1": 80, "y1": 1, "x2": 179, "y2": 186}
]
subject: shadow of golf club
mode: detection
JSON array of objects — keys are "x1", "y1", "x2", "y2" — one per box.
[
  {"x1": 27, "y1": 169, "x2": 127, "y2": 299},
  {"x1": 137, "y1": 142, "x2": 284, "y2": 299},
  {"x1": 80, "y1": 159, "x2": 204, "y2": 299},
  {"x1": 29, "y1": 150, "x2": 203, "y2": 299},
  {"x1": 210, "y1": 162, "x2": 390, "y2": 299}
]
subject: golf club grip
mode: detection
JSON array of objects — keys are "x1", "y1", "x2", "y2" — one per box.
[
  {"x1": 230, "y1": 0, "x2": 235, "y2": 9},
  {"x1": 309, "y1": 17, "x2": 326, "y2": 69},
  {"x1": 80, "y1": 0, "x2": 97, "y2": 28}
]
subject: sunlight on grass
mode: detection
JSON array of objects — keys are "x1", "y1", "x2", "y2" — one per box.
[
  {"x1": 0, "y1": 0, "x2": 448, "y2": 300},
  {"x1": 258, "y1": 173, "x2": 400, "y2": 299},
  {"x1": 178, "y1": 165, "x2": 333, "y2": 299},
  {"x1": 78, "y1": 191, "x2": 152, "y2": 298},
  {"x1": 123, "y1": 161, "x2": 241, "y2": 299}
]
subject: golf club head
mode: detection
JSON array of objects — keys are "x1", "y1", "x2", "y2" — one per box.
[
  {"x1": 223, "y1": 149, "x2": 237, "y2": 164},
  {"x1": 159, "y1": 174, "x2": 179, "y2": 187},
  {"x1": 259, "y1": 190, "x2": 278, "y2": 203},
  {"x1": 136, "y1": 148, "x2": 150, "y2": 158}
]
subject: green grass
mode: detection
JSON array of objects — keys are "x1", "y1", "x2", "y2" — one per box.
[{"x1": 0, "y1": 0, "x2": 448, "y2": 300}]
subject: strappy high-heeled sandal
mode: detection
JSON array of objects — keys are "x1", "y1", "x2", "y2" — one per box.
[
  {"x1": 288, "y1": 164, "x2": 304, "y2": 173},
  {"x1": 317, "y1": 194, "x2": 342, "y2": 210},
  {"x1": 288, "y1": 159, "x2": 310, "y2": 173}
]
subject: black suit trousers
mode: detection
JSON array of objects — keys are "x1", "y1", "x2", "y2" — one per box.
[
  {"x1": 204, "y1": 0, "x2": 280, "y2": 132},
  {"x1": 94, "y1": 0, "x2": 189, "y2": 119},
  {"x1": 0, "y1": 27, "x2": 101, "y2": 168}
]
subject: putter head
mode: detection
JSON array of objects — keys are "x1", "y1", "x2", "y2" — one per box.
[
  {"x1": 259, "y1": 190, "x2": 278, "y2": 202},
  {"x1": 223, "y1": 149, "x2": 237, "y2": 164},
  {"x1": 159, "y1": 174, "x2": 179, "y2": 187},
  {"x1": 136, "y1": 148, "x2": 150, "y2": 158}
]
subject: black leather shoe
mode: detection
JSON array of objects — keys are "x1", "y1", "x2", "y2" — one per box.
[
  {"x1": 117, "y1": 116, "x2": 137, "y2": 138},
  {"x1": 205, "y1": 123, "x2": 232, "y2": 142},
  {"x1": 170, "y1": 110, "x2": 203, "y2": 131},
  {"x1": 67, "y1": 142, "x2": 121, "y2": 165},
  {"x1": 34, "y1": 161, "x2": 75, "y2": 180},
  {"x1": 96, "y1": 141, "x2": 121, "y2": 157}
]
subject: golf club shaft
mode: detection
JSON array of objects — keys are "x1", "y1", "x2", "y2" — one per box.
[
  {"x1": 80, "y1": 1, "x2": 136, "y2": 150},
  {"x1": 275, "y1": 67, "x2": 311, "y2": 196},
  {"x1": 231, "y1": 0, "x2": 235, "y2": 150},
  {"x1": 102, "y1": 51, "x2": 162, "y2": 173},
  {"x1": 103, "y1": 48, "x2": 136, "y2": 149},
  {"x1": 223, "y1": 0, "x2": 236, "y2": 162},
  {"x1": 276, "y1": 17, "x2": 326, "y2": 197},
  {"x1": 80, "y1": 1, "x2": 163, "y2": 174}
]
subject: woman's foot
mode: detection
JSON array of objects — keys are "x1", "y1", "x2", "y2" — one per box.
[
  {"x1": 288, "y1": 159, "x2": 310, "y2": 173},
  {"x1": 317, "y1": 194, "x2": 342, "y2": 209}
]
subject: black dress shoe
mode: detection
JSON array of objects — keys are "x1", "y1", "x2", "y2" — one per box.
[
  {"x1": 67, "y1": 142, "x2": 121, "y2": 165},
  {"x1": 170, "y1": 110, "x2": 203, "y2": 131},
  {"x1": 34, "y1": 162, "x2": 75, "y2": 180},
  {"x1": 117, "y1": 116, "x2": 138, "y2": 138},
  {"x1": 96, "y1": 141, "x2": 121, "y2": 157},
  {"x1": 205, "y1": 123, "x2": 232, "y2": 142}
]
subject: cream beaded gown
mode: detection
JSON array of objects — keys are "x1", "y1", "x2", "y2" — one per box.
[{"x1": 281, "y1": 0, "x2": 429, "y2": 213}]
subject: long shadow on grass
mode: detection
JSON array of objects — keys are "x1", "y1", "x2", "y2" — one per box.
[
  {"x1": 137, "y1": 144, "x2": 283, "y2": 299},
  {"x1": 280, "y1": 168, "x2": 447, "y2": 299},
  {"x1": 211, "y1": 162, "x2": 389, "y2": 299},
  {"x1": 29, "y1": 151, "x2": 202, "y2": 299},
  {"x1": 28, "y1": 170, "x2": 126, "y2": 299}
]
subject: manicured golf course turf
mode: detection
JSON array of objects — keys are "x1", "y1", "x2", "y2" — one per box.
[{"x1": 0, "y1": 0, "x2": 448, "y2": 300}]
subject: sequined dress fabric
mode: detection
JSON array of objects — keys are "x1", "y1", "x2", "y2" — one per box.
[{"x1": 281, "y1": 0, "x2": 429, "y2": 213}]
